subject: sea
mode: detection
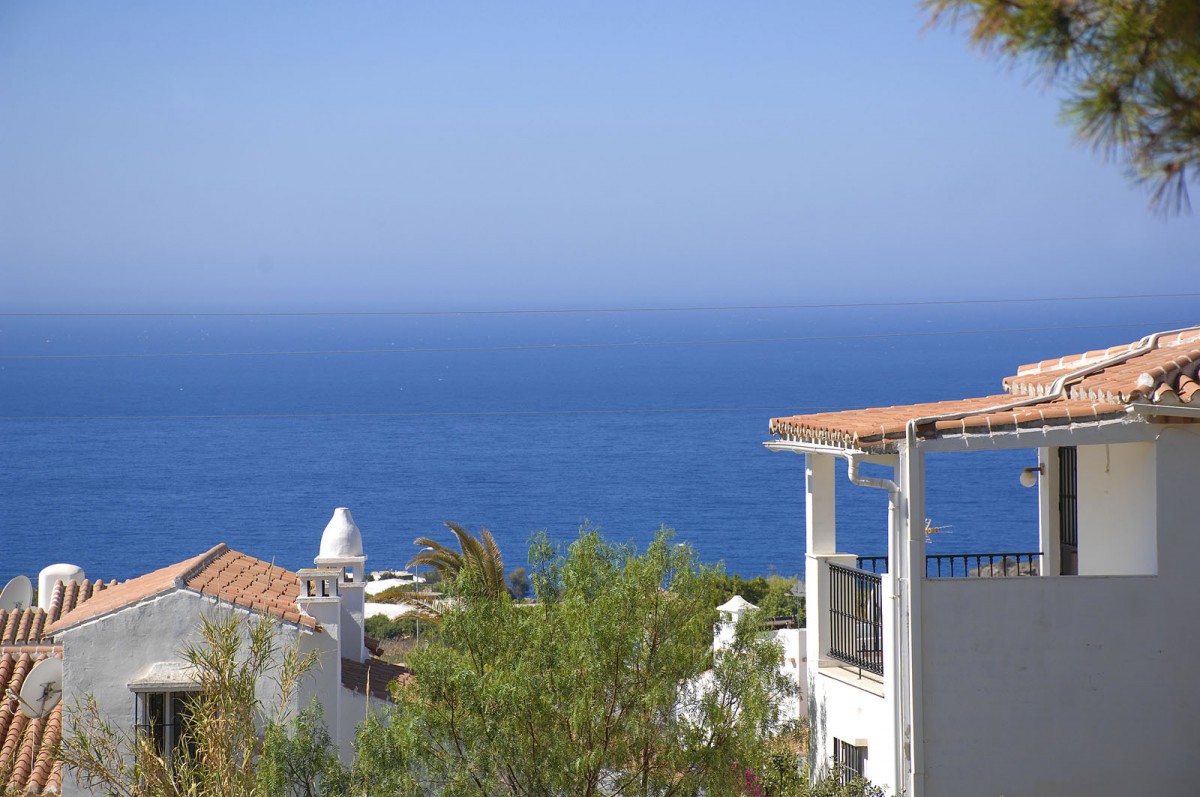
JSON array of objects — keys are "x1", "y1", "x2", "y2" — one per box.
[{"x1": 1, "y1": 298, "x2": 1193, "y2": 585}]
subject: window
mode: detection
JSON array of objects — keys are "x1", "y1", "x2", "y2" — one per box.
[
  {"x1": 136, "y1": 691, "x2": 199, "y2": 763},
  {"x1": 1058, "y1": 446, "x2": 1078, "y2": 575},
  {"x1": 833, "y1": 738, "x2": 867, "y2": 782}
]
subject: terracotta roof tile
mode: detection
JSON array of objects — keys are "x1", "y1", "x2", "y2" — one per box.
[
  {"x1": 770, "y1": 396, "x2": 1128, "y2": 451},
  {"x1": 0, "y1": 650, "x2": 63, "y2": 795},
  {"x1": 45, "y1": 545, "x2": 228, "y2": 635},
  {"x1": 1005, "y1": 327, "x2": 1200, "y2": 403},
  {"x1": 47, "y1": 545, "x2": 317, "y2": 635},
  {"x1": 340, "y1": 656, "x2": 411, "y2": 700},
  {"x1": 185, "y1": 549, "x2": 314, "y2": 629},
  {"x1": 0, "y1": 578, "x2": 114, "y2": 648},
  {"x1": 771, "y1": 327, "x2": 1199, "y2": 452}
]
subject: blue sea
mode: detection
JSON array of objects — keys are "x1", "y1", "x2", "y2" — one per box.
[{"x1": 1, "y1": 299, "x2": 1192, "y2": 584}]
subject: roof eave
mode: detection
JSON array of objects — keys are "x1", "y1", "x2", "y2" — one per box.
[
  {"x1": 46, "y1": 584, "x2": 181, "y2": 637},
  {"x1": 47, "y1": 585, "x2": 319, "y2": 636},
  {"x1": 763, "y1": 439, "x2": 875, "y2": 457},
  {"x1": 1127, "y1": 402, "x2": 1200, "y2": 421}
]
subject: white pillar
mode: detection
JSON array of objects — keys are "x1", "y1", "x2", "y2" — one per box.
[
  {"x1": 1038, "y1": 446, "x2": 1060, "y2": 577},
  {"x1": 899, "y1": 445, "x2": 925, "y2": 797},
  {"x1": 805, "y1": 453, "x2": 838, "y2": 673},
  {"x1": 806, "y1": 453, "x2": 837, "y2": 555}
]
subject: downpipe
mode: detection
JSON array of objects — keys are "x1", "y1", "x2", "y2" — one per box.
[{"x1": 844, "y1": 454, "x2": 906, "y2": 794}]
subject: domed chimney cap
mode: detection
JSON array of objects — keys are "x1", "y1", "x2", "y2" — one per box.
[{"x1": 319, "y1": 508, "x2": 364, "y2": 559}]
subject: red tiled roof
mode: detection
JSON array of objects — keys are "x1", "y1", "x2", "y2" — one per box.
[
  {"x1": 1, "y1": 579, "x2": 116, "y2": 647},
  {"x1": 47, "y1": 545, "x2": 316, "y2": 635},
  {"x1": 770, "y1": 327, "x2": 1199, "y2": 452},
  {"x1": 340, "y1": 656, "x2": 411, "y2": 700},
  {"x1": 185, "y1": 548, "x2": 313, "y2": 629},
  {"x1": 0, "y1": 577, "x2": 115, "y2": 794},
  {"x1": 0, "y1": 650, "x2": 63, "y2": 795},
  {"x1": 1005, "y1": 327, "x2": 1200, "y2": 404}
]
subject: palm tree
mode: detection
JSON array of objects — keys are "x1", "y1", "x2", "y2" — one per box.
[{"x1": 406, "y1": 523, "x2": 508, "y2": 616}]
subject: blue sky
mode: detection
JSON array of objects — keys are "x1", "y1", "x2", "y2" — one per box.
[{"x1": 1, "y1": 2, "x2": 1195, "y2": 311}]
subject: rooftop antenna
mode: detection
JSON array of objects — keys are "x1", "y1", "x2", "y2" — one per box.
[
  {"x1": 14, "y1": 657, "x2": 64, "y2": 718},
  {"x1": 0, "y1": 575, "x2": 33, "y2": 612},
  {"x1": 924, "y1": 518, "x2": 954, "y2": 544}
]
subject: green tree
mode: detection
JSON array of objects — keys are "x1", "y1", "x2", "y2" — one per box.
[
  {"x1": 756, "y1": 575, "x2": 805, "y2": 628},
  {"x1": 58, "y1": 613, "x2": 320, "y2": 797},
  {"x1": 258, "y1": 701, "x2": 348, "y2": 797},
  {"x1": 712, "y1": 573, "x2": 805, "y2": 628},
  {"x1": 506, "y1": 565, "x2": 530, "y2": 599},
  {"x1": 355, "y1": 528, "x2": 801, "y2": 797},
  {"x1": 924, "y1": 0, "x2": 1200, "y2": 211},
  {"x1": 408, "y1": 522, "x2": 507, "y2": 603}
]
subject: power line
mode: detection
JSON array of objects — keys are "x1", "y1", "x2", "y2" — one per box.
[
  {"x1": 0, "y1": 406, "x2": 828, "y2": 423},
  {"x1": 1, "y1": 320, "x2": 1192, "y2": 361},
  {"x1": 3, "y1": 292, "x2": 1199, "y2": 318}
]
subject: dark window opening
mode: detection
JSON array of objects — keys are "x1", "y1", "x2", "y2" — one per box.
[
  {"x1": 833, "y1": 737, "x2": 867, "y2": 782},
  {"x1": 1058, "y1": 447, "x2": 1078, "y2": 575},
  {"x1": 136, "y1": 691, "x2": 199, "y2": 764}
]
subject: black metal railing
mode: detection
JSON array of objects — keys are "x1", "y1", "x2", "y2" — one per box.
[
  {"x1": 855, "y1": 556, "x2": 888, "y2": 574},
  {"x1": 856, "y1": 552, "x2": 1042, "y2": 578},
  {"x1": 927, "y1": 552, "x2": 1041, "y2": 577},
  {"x1": 828, "y1": 563, "x2": 884, "y2": 675}
]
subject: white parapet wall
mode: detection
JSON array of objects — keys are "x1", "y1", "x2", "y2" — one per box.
[{"x1": 920, "y1": 573, "x2": 1195, "y2": 797}]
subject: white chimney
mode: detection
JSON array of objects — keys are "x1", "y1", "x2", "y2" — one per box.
[
  {"x1": 314, "y1": 508, "x2": 369, "y2": 662},
  {"x1": 38, "y1": 564, "x2": 85, "y2": 611},
  {"x1": 714, "y1": 594, "x2": 757, "y2": 652}
]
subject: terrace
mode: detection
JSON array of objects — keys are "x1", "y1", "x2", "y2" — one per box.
[{"x1": 765, "y1": 327, "x2": 1200, "y2": 796}]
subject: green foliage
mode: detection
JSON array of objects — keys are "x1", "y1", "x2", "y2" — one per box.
[
  {"x1": 369, "y1": 584, "x2": 422, "y2": 604},
  {"x1": 713, "y1": 573, "x2": 805, "y2": 627},
  {"x1": 924, "y1": 0, "x2": 1200, "y2": 211},
  {"x1": 714, "y1": 573, "x2": 773, "y2": 605},
  {"x1": 364, "y1": 613, "x2": 419, "y2": 641},
  {"x1": 59, "y1": 612, "x2": 318, "y2": 797},
  {"x1": 258, "y1": 701, "x2": 348, "y2": 797},
  {"x1": 408, "y1": 522, "x2": 507, "y2": 610},
  {"x1": 750, "y1": 759, "x2": 889, "y2": 797},
  {"x1": 757, "y1": 576, "x2": 805, "y2": 627},
  {"x1": 354, "y1": 527, "x2": 801, "y2": 796},
  {"x1": 506, "y1": 565, "x2": 530, "y2": 599}
]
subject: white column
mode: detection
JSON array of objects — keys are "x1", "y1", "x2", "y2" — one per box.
[
  {"x1": 805, "y1": 453, "x2": 837, "y2": 672},
  {"x1": 1038, "y1": 446, "x2": 1060, "y2": 577},
  {"x1": 899, "y1": 445, "x2": 925, "y2": 797},
  {"x1": 806, "y1": 453, "x2": 837, "y2": 555}
]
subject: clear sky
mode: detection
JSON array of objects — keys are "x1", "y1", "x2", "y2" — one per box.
[{"x1": 1, "y1": 2, "x2": 1195, "y2": 312}]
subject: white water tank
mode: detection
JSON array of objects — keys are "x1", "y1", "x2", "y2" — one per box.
[{"x1": 38, "y1": 564, "x2": 86, "y2": 611}]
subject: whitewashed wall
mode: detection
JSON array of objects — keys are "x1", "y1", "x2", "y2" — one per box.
[
  {"x1": 806, "y1": 669, "x2": 894, "y2": 792},
  {"x1": 1077, "y1": 441, "x2": 1157, "y2": 575},
  {"x1": 58, "y1": 592, "x2": 313, "y2": 797},
  {"x1": 918, "y1": 427, "x2": 1200, "y2": 797}
]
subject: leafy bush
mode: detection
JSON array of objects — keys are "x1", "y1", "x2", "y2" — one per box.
[
  {"x1": 714, "y1": 573, "x2": 805, "y2": 627},
  {"x1": 365, "y1": 614, "x2": 419, "y2": 641}
]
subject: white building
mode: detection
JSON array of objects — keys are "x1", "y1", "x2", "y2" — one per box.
[
  {"x1": 714, "y1": 595, "x2": 807, "y2": 724},
  {"x1": 1, "y1": 507, "x2": 406, "y2": 796},
  {"x1": 767, "y1": 326, "x2": 1200, "y2": 797}
]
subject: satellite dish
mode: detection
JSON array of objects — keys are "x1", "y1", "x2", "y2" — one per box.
[
  {"x1": 16, "y1": 657, "x2": 63, "y2": 718},
  {"x1": 0, "y1": 576, "x2": 33, "y2": 612}
]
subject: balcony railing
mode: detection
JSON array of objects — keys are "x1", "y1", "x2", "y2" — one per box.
[
  {"x1": 828, "y1": 562, "x2": 884, "y2": 676},
  {"x1": 856, "y1": 552, "x2": 1042, "y2": 578}
]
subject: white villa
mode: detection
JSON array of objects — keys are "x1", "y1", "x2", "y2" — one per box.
[
  {"x1": 0, "y1": 508, "x2": 406, "y2": 795},
  {"x1": 767, "y1": 326, "x2": 1200, "y2": 797},
  {"x1": 714, "y1": 595, "x2": 807, "y2": 724}
]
